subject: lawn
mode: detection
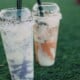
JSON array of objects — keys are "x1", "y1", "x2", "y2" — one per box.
[{"x1": 0, "y1": 0, "x2": 80, "y2": 80}]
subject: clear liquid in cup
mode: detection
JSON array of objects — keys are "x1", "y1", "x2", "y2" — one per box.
[{"x1": 0, "y1": 8, "x2": 34, "y2": 80}]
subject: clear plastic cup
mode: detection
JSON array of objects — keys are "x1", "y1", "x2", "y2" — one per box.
[
  {"x1": 32, "y1": 2, "x2": 62, "y2": 66},
  {"x1": 0, "y1": 8, "x2": 34, "y2": 80}
]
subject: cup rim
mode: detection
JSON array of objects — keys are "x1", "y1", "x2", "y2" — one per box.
[
  {"x1": 33, "y1": 2, "x2": 60, "y2": 12},
  {"x1": 0, "y1": 7, "x2": 31, "y2": 22}
]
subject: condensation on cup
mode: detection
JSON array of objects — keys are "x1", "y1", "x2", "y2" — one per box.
[
  {"x1": 32, "y1": 2, "x2": 62, "y2": 66},
  {"x1": 0, "y1": 8, "x2": 34, "y2": 80}
]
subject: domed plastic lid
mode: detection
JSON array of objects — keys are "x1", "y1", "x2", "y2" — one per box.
[
  {"x1": 0, "y1": 8, "x2": 31, "y2": 23},
  {"x1": 33, "y1": 2, "x2": 60, "y2": 15}
]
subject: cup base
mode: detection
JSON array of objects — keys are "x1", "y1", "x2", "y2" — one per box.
[{"x1": 39, "y1": 61, "x2": 55, "y2": 67}]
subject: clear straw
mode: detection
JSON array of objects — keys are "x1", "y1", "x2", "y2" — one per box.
[
  {"x1": 37, "y1": 0, "x2": 44, "y2": 17},
  {"x1": 17, "y1": 0, "x2": 22, "y2": 20}
]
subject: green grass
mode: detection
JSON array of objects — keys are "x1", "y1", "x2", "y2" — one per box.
[{"x1": 0, "y1": 0, "x2": 80, "y2": 80}]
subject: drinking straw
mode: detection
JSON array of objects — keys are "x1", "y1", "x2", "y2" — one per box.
[
  {"x1": 37, "y1": 0, "x2": 44, "y2": 17},
  {"x1": 17, "y1": 0, "x2": 22, "y2": 19}
]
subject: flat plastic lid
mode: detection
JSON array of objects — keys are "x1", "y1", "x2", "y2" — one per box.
[
  {"x1": 0, "y1": 8, "x2": 31, "y2": 23},
  {"x1": 32, "y1": 2, "x2": 62, "y2": 21},
  {"x1": 33, "y1": 2, "x2": 60, "y2": 14}
]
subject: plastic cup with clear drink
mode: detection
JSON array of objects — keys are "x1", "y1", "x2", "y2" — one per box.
[
  {"x1": 32, "y1": 2, "x2": 62, "y2": 66},
  {"x1": 0, "y1": 8, "x2": 34, "y2": 80}
]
